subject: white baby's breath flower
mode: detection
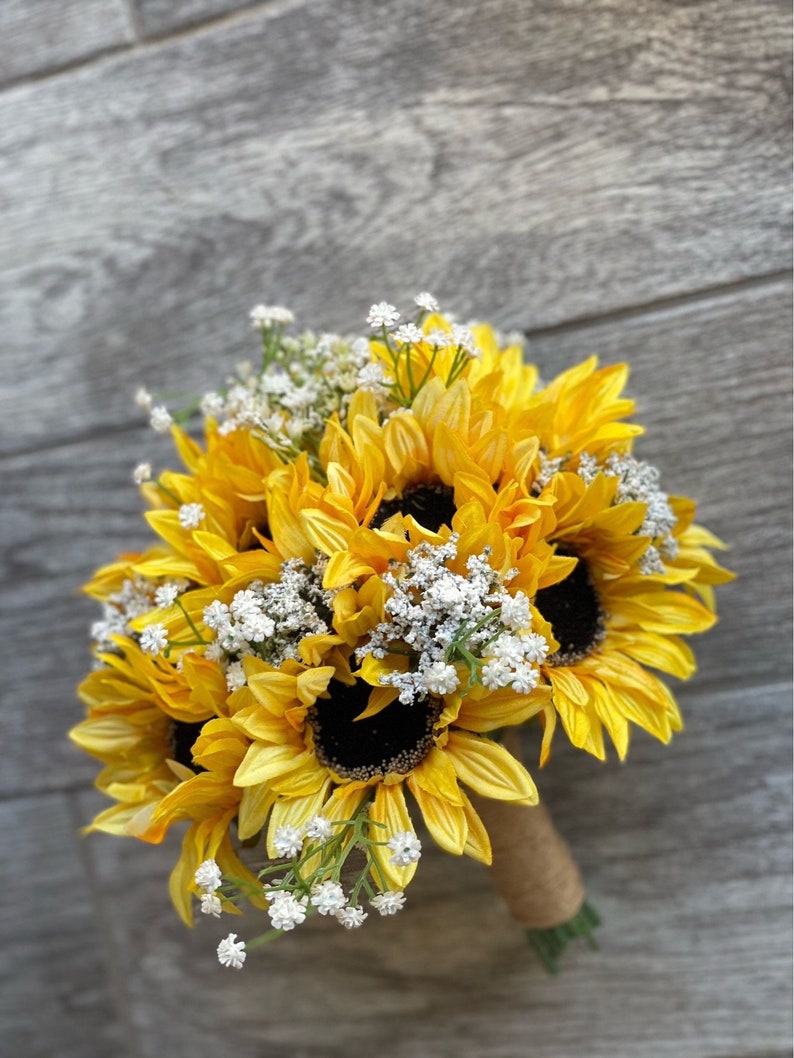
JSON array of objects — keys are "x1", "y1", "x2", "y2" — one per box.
[
  {"x1": 304, "y1": 815, "x2": 334, "y2": 841},
  {"x1": 149, "y1": 406, "x2": 172, "y2": 434},
  {"x1": 392, "y1": 323, "x2": 424, "y2": 344},
  {"x1": 154, "y1": 582, "x2": 180, "y2": 609},
  {"x1": 366, "y1": 302, "x2": 400, "y2": 329},
  {"x1": 194, "y1": 859, "x2": 223, "y2": 893},
  {"x1": 203, "y1": 600, "x2": 230, "y2": 632},
  {"x1": 204, "y1": 640, "x2": 225, "y2": 662},
  {"x1": 310, "y1": 880, "x2": 347, "y2": 916},
  {"x1": 225, "y1": 661, "x2": 247, "y2": 693},
  {"x1": 387, "y1": 831, "x2": 422, "y2": 867},
  {"x1": 272, "y1": 825, "x2": 303, "y2": 859},
  {"x1": 134, "y1": 386, "x2": 153, "y2": 410},
  {"x1": 500, "y1": 591, "x2": 532, "y2": 632},
  {"x1": 357, "y1": 361, "x2": 391, "y2": 393},
  {"x1": 200, "y1": 892, "x2": 222, "y2": 917},
  {"x1": 178, "y1": 503, "x2": 205, "y2": 530},
  {"x1": 217, "y1": 933, "x2": 246, "y2": 969},
  {"x1": 519, "y1": 631, "x2": 548, "y2": 664},
  {"x1": 139, "y1": 623, "x2": 168, "y2": 656},
  {"x1": 414, "y1": 291, "x2": 439, "y2": 312},
  {"x1": 267, "y1": 891, "x2": 308, "y2": 931},
  {"x1": 423, "y1": 660, "x2": 460, "y2": 696},
  {"x1": 370, "y1": 890, "x2": 406, "y2": 915},
  {"x1": 132, "y1": 462, "x2": 152, "y2": 485},
  {"x1": 335, "y1": 906, "x2": 368, "y2": 929},
  {"x1": 480, "y1": 657, "x2": 512, "y2": 690},
  {"x1": 200, "y1": 391, "x2": 225, "y2": 417},
  {"x1": 425, "y1": 328, "x2": 454, "y2": 348},
  {"x1": 250, "y1": 304, "x2": 294, "y2": 328},
  {"x1": 451, "y1": 324, "x2": 481, "y2": 357},
  {"x1": 490, "y1": 633, "x2": 526, "y2": 667},
  {"x1": 510, "y1": 663, "x2": 539, "y2": 695}
]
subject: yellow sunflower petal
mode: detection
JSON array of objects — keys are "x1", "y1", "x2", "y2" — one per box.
[
  {"x1": 234, "y1": 743, "x2": 305, "y2": 787},
  {"x1": 237, "y1": 782, "x2": 277, "y2": 840},
  {"x1": 369, "y1": 783, "x2": 418, "y2": 890},
  {"x1": 460, "y1": 790, "x2": 492, "y2": 864},
  {"x1": 445, "y1": 730, "x2": 538, "y2": 804},
  {"x1": 408, "y1": 746, "x2": 464, "y2": 806},
  {"x1": 408, "y1": 779, "x2": 467, "y2": 856}
]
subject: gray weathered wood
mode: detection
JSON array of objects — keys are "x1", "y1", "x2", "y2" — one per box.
[
  {"x1": 0, "y1": 0, "x2": 789, "y2": 453},
  {"x1": 0, "y1": 794, "x2": 132, "y2": 1057},
  {"x1": 133, "y1": 0, "x2": 261, "y2": 39},
  {"x1": 2, "y1": 281, "x2": 787, "y2": 796},
  {"x1": 73, "y1": 680, "x2": 791, "y2": 1058},
  {"x1": 0, "y1": 0, "x2": 134, "y2": 87}
]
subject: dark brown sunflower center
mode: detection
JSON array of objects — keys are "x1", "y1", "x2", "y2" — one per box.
[
  {"x1": 169, "y1": 720, "x2": 206, "y2": 772},
  {"x1": 534, "y1": 549, "x2": 606, "y2": 665},
  {"x1": 307, "y1": 678, "x2": 440, "y2": 781},
  {"x1": 372, "y1": 483, "x2": 456, "y2": 534}
]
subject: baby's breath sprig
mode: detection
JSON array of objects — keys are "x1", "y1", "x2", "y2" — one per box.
[
  {"x1": 195, "y1": 798, "x2": 415, "y2": 966},
  {"x1": 134, "y1": 304, "x2": 374, "y2": 478},
  {"x1": 201, "y1": 557, "x2": 335, "y2": 674},
  {"x1": 365, "y1": 295, "x2": 482, "y2": 408},
  {"x1": 250, "y1": 304, "x2": 295, "y2": 372},
  {"x1": 357, "y1": 536, "x2": 549, "y2": 704},
  {"x1": 136, "y1": 384, "x2": 207, "y2": 431}
]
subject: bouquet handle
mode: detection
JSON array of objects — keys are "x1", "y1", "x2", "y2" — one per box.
[{"x1": 470, "y1": 729, "x2": 599, "y2": 970}]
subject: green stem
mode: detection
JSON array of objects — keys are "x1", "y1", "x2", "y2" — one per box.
[
  {"x1": 175, "y1": 598, "x2": 207, "y2": 643},
  {"x1": 412, "y1": 343, "x2": 440, "y2": 395},
  {"x1": 246, "y1": 928, "x2": 287, "y2": 950},
  {"x1": 525, "y1": 901, "x2": 601, "y2": 974},
  {"x1": 154, "y1": 479, "x2": 182, "y2": 505}
]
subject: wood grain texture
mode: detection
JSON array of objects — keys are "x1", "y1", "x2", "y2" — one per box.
[
  {"x1": 73, "y1": 680, "x2": 792, "y2": 1058},
  {"x1": 0, "y1": 794, "x2": 131, "y2": 1058},
  {"x1": 0, "y1": 0, "x2": 134, "y2": 87},
  {"x1": 1, "y1": 280, "x2": 786, "y2": 796},
  {"x1": 133, "y1": 0, "x2": 262, "y2": 39},
  {"x1": 0, "y1": 0, "x2": 789, "y2": 453}
]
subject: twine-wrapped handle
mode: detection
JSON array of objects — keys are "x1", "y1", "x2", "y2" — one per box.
[
  {"x1": 471, "y1": 730, "x2": 599, "y2": 970},
  {"x1": 469, "y1": 794, "x2": 585, "y2": 928}
]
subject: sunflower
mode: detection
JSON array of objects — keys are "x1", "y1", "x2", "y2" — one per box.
[
  {"x1": 69, "y1": 631, "x2": 262, "y2": 922},
  {"x1": 521, "y1": 355, "x2": 644, "y2": 464},
  {"x1": 229, "y1": 648, "x2": 542, "y2": 892},
  {"x1": 134, "y1": 421, "x2": 282, "y2": 585},
  {"x1": 531, "y1": 460, "x2": 731, "y2": 761}
]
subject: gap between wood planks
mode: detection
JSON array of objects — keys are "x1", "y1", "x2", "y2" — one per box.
[
  {"x1": 0, "y1": 0, "x2": 304, "y2": 91},
  {"x1": 522, "y1": 268, "x2": 792, "y2": 342}
]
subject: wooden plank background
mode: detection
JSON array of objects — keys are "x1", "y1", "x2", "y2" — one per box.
[{"x1": 0, "y1": 2, "x2": 790, "y2": 1055}]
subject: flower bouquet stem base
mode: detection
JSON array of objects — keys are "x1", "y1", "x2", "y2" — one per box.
[{"x1": 470, "y1": 779, "x2": 599, "y2": 972}]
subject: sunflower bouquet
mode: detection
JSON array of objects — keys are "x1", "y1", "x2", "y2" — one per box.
[{"x1": 70, "y1": 294, "x2": 732, "y2": 972}]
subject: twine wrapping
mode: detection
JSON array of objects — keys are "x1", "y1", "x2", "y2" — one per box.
[
  {"x1": 471, "y1": 731, "x2": 585, "y2": 929},
  {"x1": 471, "y1": 795, "x2": 585, "y2": 928}
]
